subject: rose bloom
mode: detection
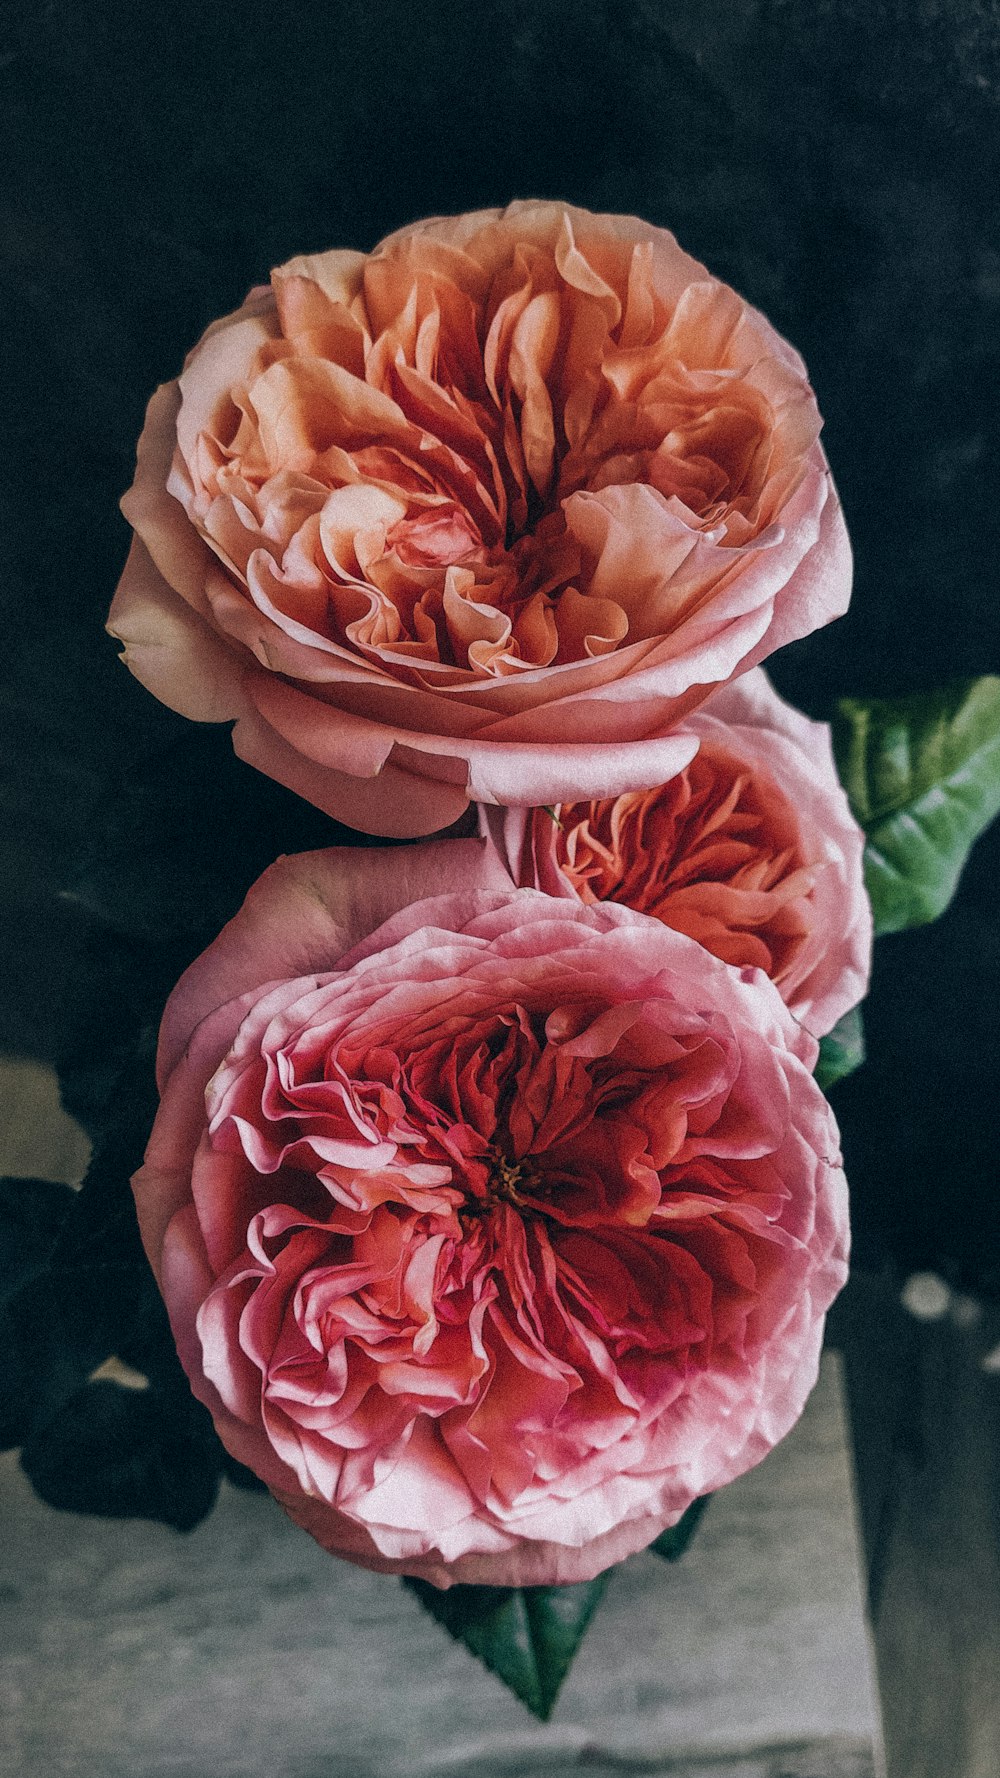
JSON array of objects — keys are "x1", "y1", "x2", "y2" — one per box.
[
  {"x1": 483, "y1": 668, "x2": 872, "y2": 1039},
  {"x1": 135, "y1": 839, "x2": 848, "y2": 1588},
  {"x1": 109, "y1": 201, "x2": 851, "y2": 838}
]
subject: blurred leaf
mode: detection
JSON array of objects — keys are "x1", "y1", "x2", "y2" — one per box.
[
  {"x1": 219, "y1": 1448, "x2": 270, "y2": 1493},
  {"x1": 47, "y1": 1069, "x2": 162, "y2": 1356},
  {"x1": 814, "y1": 1006, "x2": 866, "y2": 1093},
  {"x1": 1, "y1": 1048, "x2": 180, "y2": 1450},
  {"x1": 55, "y1": 929, "x2": 164, "y2": 1143},
  {"x1": 649, "y1": 1493, "x2": 711, "y2": 1561},
  {"x1": 833, "y1": 678, "x2": 1000, "y2": 933},
  {"x1": 0, "y1": 1176, "x2": 75, "y2": 1307},
  {"x1": 19, "y1": 1378, "x2": 220, "y2": 1530},
  {"x1": 0, "y1": 1175, "x2": 88, "y2": 1447},
  {"x1": 404, "y1": 1571, "x2": 610, "y2": 1719},
  {"x1": 0, "y1": 1275, "x2": 98, "y2": 1450},
  {"x1": 2, "y1": 1034, "x2": 230, "y2": 1524}
]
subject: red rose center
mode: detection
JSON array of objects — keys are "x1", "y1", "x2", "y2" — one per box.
[{"x1": 469, "y1": 1151, "x2": 545, "y2": 1216}]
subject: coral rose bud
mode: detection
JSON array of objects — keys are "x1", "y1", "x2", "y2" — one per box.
[
  {"x1": 483, "y1": 669, "x2": 872, "y2": 1038},
  {"x1": 134, "y1": 839, "x2": 849, "y2": 1588},
  {"x1": 109, "y1": 202, "x2": 851, "y2": 838}
]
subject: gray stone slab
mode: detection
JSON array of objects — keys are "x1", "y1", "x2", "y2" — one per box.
[{"x1": 0, "y1": 1354, "x2": 883, "y2": 1778}]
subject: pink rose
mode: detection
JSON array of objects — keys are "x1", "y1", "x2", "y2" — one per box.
[
  {"x1": 109, "y1": 202, "x2": 851, "y2": 838},
  {"x1": 483, "y1": 669, "x2": 872, "y2": 1038},
  {"x1": 135, "y1": 839, "x2": 848, "y2": 1588}
]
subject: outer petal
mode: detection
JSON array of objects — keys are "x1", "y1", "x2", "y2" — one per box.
[
  {"x1": 739, "y1": 466, "x2": 853, "y2": 670},
  {"x1": 274, "y1": 1480, "x2": 685, "y2": 1589},
  {"x1": 689, "y1": 672, "x2": 872, "y2": 1034},
  {"x1": 242, "y1": 674, "x2": 702, "y2": 829},
  {"x1": 119, "y1": 381, "x2": 221, "y2": 615},
  {"x1": 231, "y1": 697, "x2": 473, "y2": 837},
  {"x1": 159, "y1": 1203, "x2": 319, "y2": 1500},
  {"x1": 156, "y1": 839, "x2": 513, "y2": 1086},
  {"x1": 107, "y1": 537, "x2": 247, "y2": 722}
]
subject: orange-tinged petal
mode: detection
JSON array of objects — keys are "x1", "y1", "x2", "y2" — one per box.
[{"x1": 113, "y1": 203, "x2": 850, "y2": 836}]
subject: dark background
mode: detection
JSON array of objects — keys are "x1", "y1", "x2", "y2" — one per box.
[{"x1": 3, "y1": 0, "x2": 998, "y2": 1291}]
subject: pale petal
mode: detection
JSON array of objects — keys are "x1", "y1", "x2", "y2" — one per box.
[
  {"x1": 107, "y1": 537, "x2": 247, "y2": 722},
  {"x1": 156, "y1": 840, "x2": 512, "y2": 1084}
]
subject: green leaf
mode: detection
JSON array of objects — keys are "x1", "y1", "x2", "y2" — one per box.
[
  {"x1": 832, "y1": 678, "x2": 1000, "y2": 934},
  {"x1": 814, "y1": 1006, "x2": 866, "y2": 1093},
  {"x1": 650, "y1": 1494, "x2": 711, "y2": 1561},
  {"x1": 404, "y1": 1572, "x2": 610, "y2": 1718}
]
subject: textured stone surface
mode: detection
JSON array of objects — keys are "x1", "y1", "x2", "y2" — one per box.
[{"x1": 0, "y1": 1355, "x2": 883, "y2": 1778}]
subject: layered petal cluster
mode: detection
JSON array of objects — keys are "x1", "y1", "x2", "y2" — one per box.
[
  {"x1": 484, "y1": 670, "x2": 872, "y2": 1037},
  {"x1": 135, "y1": 842, "x2": 848, "y2": 1588},
  {"x1": 109, "y1": 202, "x2": 851, "y2": 836}
]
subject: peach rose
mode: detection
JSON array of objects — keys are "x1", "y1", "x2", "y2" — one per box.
[
  {"x1": 135, "y1": 839, "x2": 848, "y2": 1588},
  {"x1": 483, "y1": 669, "x2": 872, "y2": 1038},
  {"x1": 109, "y1": 202, "x2": 851, "y2": 837}
]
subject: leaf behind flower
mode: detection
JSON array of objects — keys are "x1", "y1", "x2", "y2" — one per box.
[
  {"x1": 649, "y1": 1493, "x2": 711, "y2": 1560},
  {"x1": 814, "y1": 1007, "x2": 866, "y2": 1094},
  {"x1": 833, "y1": 677, "x2": 1000, "y2": 933},
  {"x1": 403, "y1": 1572, "x2": 610, "y2": 1719},
  {"x1": 3, "y1": 1049, "x2": 228, "y2": 1526},
  {"x1": 19, "y1": 1378, "x2": 221, "y2": 1531},
  {"x1": 0, "y1": 1176, "x2": 75, "y2": 1310}
]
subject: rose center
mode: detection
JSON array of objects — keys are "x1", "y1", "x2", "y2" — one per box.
[{"x1": 468, "y1": 1152, "x2": 546, "y2": 1217}]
